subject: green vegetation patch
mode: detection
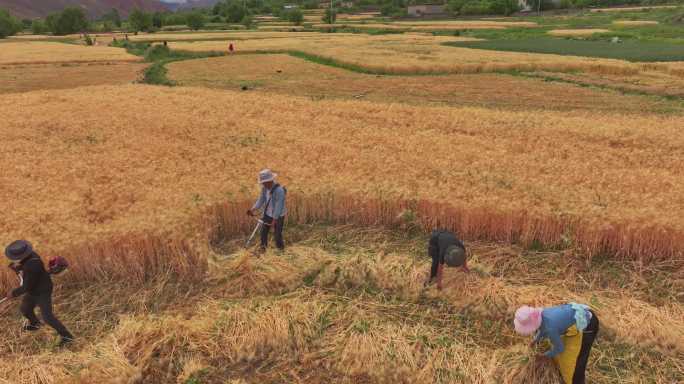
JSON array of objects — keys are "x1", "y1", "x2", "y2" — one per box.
[
  {"x1": 112, "y1": 40, "x2": 226, "y2": 85},
  {"x1": 447, "y1": 38, "x2": 684, "y2": 62}
]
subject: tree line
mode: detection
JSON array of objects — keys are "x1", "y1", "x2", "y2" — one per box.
[
  {"x1": 2, "y1": 0, "x2": 683, "y2": 39},
  {"x1": 0, "y1": 7, "x2": 211, "y2": 38}
]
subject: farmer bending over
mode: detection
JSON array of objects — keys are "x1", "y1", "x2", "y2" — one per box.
[
  {"x1": 4, "y1": 240, "x2": 75, "y2": 347},
  {"x1": 426, "y1": 229, "x2": 469, "y2": 290},
  {"x1": 247, "y1": 169, "x2": 287, "y2": 251},
  {"x1": 514, "y1": 303, "x2": 599, "y2": 384}
]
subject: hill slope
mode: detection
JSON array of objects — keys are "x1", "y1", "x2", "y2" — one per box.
[{"x1": 2, "y1": 0, "x2": 170, "y2": 19}]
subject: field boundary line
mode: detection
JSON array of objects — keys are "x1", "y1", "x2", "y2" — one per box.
[{"x1": 515, "y1": 72, "x2": 684, "y2": 102}]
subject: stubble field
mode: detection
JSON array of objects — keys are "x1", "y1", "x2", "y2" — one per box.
[{"x1": 0, "y1": 228, "x2": 681, "y2": 384}]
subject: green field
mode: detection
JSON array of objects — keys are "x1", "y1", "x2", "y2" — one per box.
[{"x1": 448, "y1": 38, "x2": 684, "y2": 61}]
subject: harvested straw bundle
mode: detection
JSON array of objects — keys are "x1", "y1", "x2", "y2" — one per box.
[
  {"x1": 490, "y1": 346, "x2": 563, "y2": 384},
  {"x1": 504, "y1": 354, "x2": 563, "y2": 384}
]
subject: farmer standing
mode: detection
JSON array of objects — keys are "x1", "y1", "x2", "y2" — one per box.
[
  {"x1": 514, "y1": 303, "x2": 600, "y2": 384},
  {"x1": 426, "y1": 229, "x2": 469, "y2": 290},
  {"x1": 247, "y1": 169, "x2": 287, "y2": 251},
  {"x1": 4, "y1": 240, "x2": 75, "y2": 347}
]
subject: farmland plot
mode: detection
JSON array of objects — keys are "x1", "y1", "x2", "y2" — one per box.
[
  {"x1": 0, "y1": 63, "x2": 146, "y2": 94},
  {"x1": 0, "y1": 42, "x2": 140, "y2": 65},
  {"x1": 167, "y1": 53, "x2": 683, "y2": 113},
  {"x1": 1, "y1": 85, "x2": 683, "y2": 258},
  {"x1": 169, "y1": 33, "x2": 642, "y2": 75},
  {"x1": 0, "y1": 23, "x2": 682, "y2": 384}
]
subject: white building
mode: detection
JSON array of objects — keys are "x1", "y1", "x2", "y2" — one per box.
[
  {"x1": 518, "y1": 0, "x2": 562, "y2": 12},
  {"x1": 407, "y1": 4, "x2": 447, "y2": 17}
]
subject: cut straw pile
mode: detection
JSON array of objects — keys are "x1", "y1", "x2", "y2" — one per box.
[
  {"x1": 0, "y1": 226, "x2": 682, "y2": 383},
  {"x1": 504, "y1": 354, "x2": 563, "y2": 384}
]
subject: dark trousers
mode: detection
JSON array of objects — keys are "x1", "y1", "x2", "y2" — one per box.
[
  {"x1": 260, "y1": 215, "x2": 285, "y2": 250},
  {"x1": 572, "y1": 311, "x2": 599, "y2": 384},
  {"x1": 430, "y1": 252, "x2": 442, "y2": 279},
  {"x1": 21, "y1": 293, "x2": 73, "y2": 339}
]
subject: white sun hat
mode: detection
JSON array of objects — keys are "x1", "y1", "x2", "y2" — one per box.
[{"x1": 258, "y1": 169, "x2": 277, "y2": 184}]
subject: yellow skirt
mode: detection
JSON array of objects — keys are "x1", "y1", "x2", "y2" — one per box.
[{"x1": 553, "y1": 325, "x2": 583, "y2": 384}]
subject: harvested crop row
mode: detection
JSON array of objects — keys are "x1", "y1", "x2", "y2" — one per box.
[{"x1": 0, "y1": 234, "x2": 680, "y2": 384}]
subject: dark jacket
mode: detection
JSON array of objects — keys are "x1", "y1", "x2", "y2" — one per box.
[
  {"x1": 11, "y1": 253, "x2": 53, "y2": 297},
  {"x1": 428, "y1": 230, "x2": 465, "y2": 264}
]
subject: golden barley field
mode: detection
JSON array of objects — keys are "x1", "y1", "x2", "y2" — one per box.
[
  {"x1": 547, "y1": 29, "x2": 610, "y2": 37},
  {"x1": 1, "y1": 32, "x2": 683, "y2": 384},
  {"x1": 314, "y1": 23, "x2": 408, "y2": 30},
  {"x1": 8, "y1": 34, "x2": 66, "y2": 40},
  {"x1": 129, "y1": 31, "x2": 332, "y2": 42},
  {"x1": 1, "y1": 85, "x2": 683, "y2": 259},
  {"x1": 166, "y1": 53, "x2": 683, "y2": 113},
  {"x1": 393, "y1": 20, "x2": 538, "y2": 28},
  {"x1": 257, "y1": 25, "x2": 306, "y2": 31},
  {"x1": 0, "y1": 42, "x2": 140, "y2": 65},
  {"x1": 313, "y1": 21, "x2": 535, "y2": 31},
  {"x1": 337, "y1": 12, "x2": 379, "y2": 20},
  {"x1": 534, "y1": 69, "x2": 684, "y2": 98},
  {"x1": 169, "y1": 33, "x2": 642, "y2": 75},
  {"x1": 612, "y1": 20, "x2": 659, "y2": 26},
  {"x1": 0, "y1": 63, "x2": 146, "y2": 94}
]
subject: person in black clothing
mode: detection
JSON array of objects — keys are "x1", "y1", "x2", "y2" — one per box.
[
  {"x1": 4, "y1": 240, "x2": 74, "y2": 347},
  {"x1": 426, "y1": 230, "x2": 469, "y2": 290}
]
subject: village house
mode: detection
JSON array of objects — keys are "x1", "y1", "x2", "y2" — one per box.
[
  {"x1": 318, "y1": 1, "x2": 355, "y2": 8},
  {"x1": 407, "y1": 4, "x2": 447, "y2": 17},
  {"x1": 518, "y1": 0, "x2": 562, "y2": 12}
]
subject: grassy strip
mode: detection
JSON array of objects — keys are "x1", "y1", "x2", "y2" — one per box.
[
  {"x1": 447, "y1": 38, "x2": 684, "y2": 62},
  {"x1": 286, "y1": 50, "x2": 389, "y2": 75},
  {"x1": 113, "y1": 40, "x2": 226, "y2": 85},
  {"x1": 517, "y1": 71, "x2": 684, "y2": 103}
]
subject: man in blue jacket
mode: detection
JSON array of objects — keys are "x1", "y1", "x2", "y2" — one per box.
[{"x1": 247, "y1": 169, "x2": 287, "y2": 251}]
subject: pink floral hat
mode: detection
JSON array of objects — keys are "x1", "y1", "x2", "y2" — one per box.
[{"x1": 514, "y1": 306, "x2": 543, "y2": 336}]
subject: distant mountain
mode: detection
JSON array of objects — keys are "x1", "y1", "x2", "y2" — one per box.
[
  {"x1": 2, "y1": 0, "x2": 171, "y2": 19},
  {"x1": 158, "y1": 0, "x2": 221, "y2": 10}
]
